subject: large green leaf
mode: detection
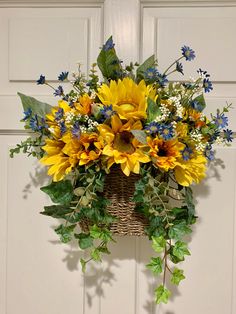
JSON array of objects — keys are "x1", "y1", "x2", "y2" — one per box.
[
  {"x1": 18, "y1": 92, "x2": 52, "y2": 118},
  {"x1": 97, "y1": 36, "x2": 122, "y2": 80},
  {"x1": 40, "y1": 205, "x2": 73, "y2": 218},
  {"x1": 40, "y1": 180, "x2": 74, "y2": 205},
  {"x1": 136, "y1": 55, "x2": 156, "y2": 81}
]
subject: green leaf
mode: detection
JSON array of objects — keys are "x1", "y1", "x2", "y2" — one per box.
[
  {"x1": 90, "y1": 225, "x2": 113, "y2": 242},
  {"x1": 131, "y1": 130, "x2": 147, "y2": 144},
  {"x1": 168, "y1": 221, "x2": 192, "y2": 240},
  {"x1": 146, "y1": 257, "x2": 163, "y2": 275},
  {"x1": 152, "y1": 236, "x2": 166, "y2": 253},
  {"x1": 76, "y1": 233, "x2": 94, "y2": 250},
  {"x1": 40, "y1": 205, "x2": 73, "y2": 218},
  {"x1": 147, "y1": 98, "x2": 160, "y2": 123},
  {"x1": 172, "y1": 241, "x2": 191, "y2": 260},
  {"x1": 136, "y1": 55, "x2": 156, "y2": 81},
  {"x1": 97, "y1": 36, "x2": 122, "y2": 80},
  {"x1": 192, "y1": 94, "x2": 206, "y2": 112},
  {"x1": 171, "y1": 268, "x2": 185, "y2": 285},
  {"x1": 155, "y1": 285, "x2": 171, "y2": 304},
  {"x1": 41, "y1": 180, "x2": 74, "y2": 205},
  {"x1": 90, "y1": 225, "x2": 102, "y2": 239},
  {"x1": 91, "y1": 248, "x2": 102, "y2": 262},
  {"x1": 55, "y1": 224, "x2": 76, "y2": 243},
  {"x1": 80, "y1": 258, "x2": 86, "y2": 273},
  {"x1": 18, "y1": 92, "x2": 52, "y2": 118}
]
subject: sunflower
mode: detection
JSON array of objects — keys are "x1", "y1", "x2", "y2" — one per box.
[
  {"x1": 98, "y1": 115, "x2": 150, "y2": 176},
  {"x1": 97, "y1": 77, "x2": 156, "y2": 120},
  {"x1": 174, "y1": 154, "x2": 207, "y2": 186},
  {"x1": 147, "y1": 137, "x2": 184, "y2": 171},
  {"x1": 75, "y1": 93, "x2": 93, "y2": 115},
  {"x1": 40, "y1": 132, "x2": 103, "y2": 181}
]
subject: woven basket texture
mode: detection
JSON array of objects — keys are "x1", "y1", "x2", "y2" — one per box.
[{"x1": 80, "y1": 166, "x2": 148, "y2": 236}]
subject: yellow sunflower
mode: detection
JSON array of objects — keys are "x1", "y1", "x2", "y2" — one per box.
[
  {"x1": 174, "y1": 154, "x2": 207, "y2": 186},
  {"x1": 98, "y1": 115, "x2": 150, "y2": 176},
  {"x1": 40, "y1": 132, "x2": 103, "y2": 181},
  {"x1": 40, "y1": 137, "x2": 77, "y2": 182},
  {"x1": 75, "y1": 93, "x2": 93, "y2": 115},
  {"x1": 147, "y1": 137, "x2": 184, "y2": 171},
  {"x1": 97, "y1": 77, "x2": 156, "y2": 120}
]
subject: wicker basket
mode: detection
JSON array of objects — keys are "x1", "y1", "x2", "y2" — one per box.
[{"x1": 80, "y1": 166, "x2": 148, "y2": 236}]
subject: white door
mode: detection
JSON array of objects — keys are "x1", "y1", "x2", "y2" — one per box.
[{"x1": 1, "y1": 1, "x2": 236, "y2": 314}]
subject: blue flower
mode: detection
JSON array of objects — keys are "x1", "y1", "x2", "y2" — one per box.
[
  {"x1": 72, "y1": 121, "x2": 81, "y2": 139},
  {"x1": 204, "y1": 145, "x2": 214, "y2": 161},
  {"x1": 55, "y1": 108, "x2": 64, "y2": 121},
  {"x1": 214, "y1": 113, "x2": 228, "y2": 129},
  {"x1": 176, "y1": 61, "x2": 184, "y2": 75},
  {"x1": 29, "y1": 115, "x2": 39, "y2": 131},
  {"x1": 54, "y1": 85, "x2": 64, "y2": 97},
  {"x1": 144, "y1": 68, "x2": 158, "y2": 82},
  {"x1": 223, "y1": 129, "x2": 234, "y2": 142},
  {"x1": 58, "y1": 121, "x2": 66, "y2": 134},
  {"x1": 22, "y1": 108, "x2": 32, "y2": 121},
  {"x1": 159, "y1": 124, "x2": 174, "y2": 140},
  {"x1": 145, "y1": 122, "x2": 160, "y2": 135},
  {"x1": 58, "y1": 71, "x2": 69, "y2": 81},
  {"x1": 103, "y1": 37, "x2": 115, "y2": 51},
  {"x1": 29, "y1": 115, "x2": 47, "y2": 132},
  {"x1": 181, "y1": 46, "x2": 196, "y2": 61},
  {"x1": 203, "y1": 78, "x2": 213, "y2": 93},
  {"x1": 156, "y1": 72, "x2": 168, "y2": 87},
  {"x1": 181, "y1": 146, "x2": 193, "y2": 161},
  {"x1": 100, "y1": 105, "x2": 116, "y2": 119},
  {"x1": 36, "y1": 75, "x2": 45, "y2": 85}
]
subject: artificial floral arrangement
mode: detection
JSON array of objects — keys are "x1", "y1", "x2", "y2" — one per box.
[{"x1": 10, "y1": 37, "x2": 233, "y2": 304}]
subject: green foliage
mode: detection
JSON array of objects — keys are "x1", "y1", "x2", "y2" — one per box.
[
  {"x1": 152, "y1": 236, "x2": 166, "y2": 253},
  {"x1": 18, "y1": 92, "x2": 52, "y2": 118},
  {"x1": 75, "y1": 233, "x2": 94, "y2": 250},
  {"x1": 9, "y1": 136, "x2": 44, "y2": 158},
  {"x1": 192, "y1": 93, "x2": 206, "y2": 112},
  {"x1": 40, "y1": 205, "x2": 74, "y2": 219},
  {"x1": 172, "y1": 241, "x2": 191, "y2": 260},
  {"x1": 155, "y1": 285, "x2": 171, "y2": 304},
  {"x1": 171, "y1": 268, "x2": 185, "y2": 285},
  {"x1": 97, "y1": 36, "x2": 122, "y2": 80},
  {"x1": 146, "y1": 257, "x2": 163, "y2": 275},
  {"x1": 168, "y1": 220, "x2": 192, "y2": 240},
  {"x1": 55, "y1": 224, "x2": 76, "y2": 243},
  {"x1": 147, "y1": 98, "x2": 160, "y2": 123},
  {"x1": 41, "y1": 180, "x2": 74, "y2": 205},
  {"x1": 136, "y1": 55, "x2": 156, "y2": 82}
]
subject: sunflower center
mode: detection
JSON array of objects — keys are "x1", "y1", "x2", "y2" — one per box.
[
  {"x1": 114, "y1": 131, "x2": 135, "y2": 153},
  {"x1": 157, "y1": 144, "x2": 168, "y2": 157},
  {"x1": 118, "y1": 102, "x2": 137, "y2": 113}
]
